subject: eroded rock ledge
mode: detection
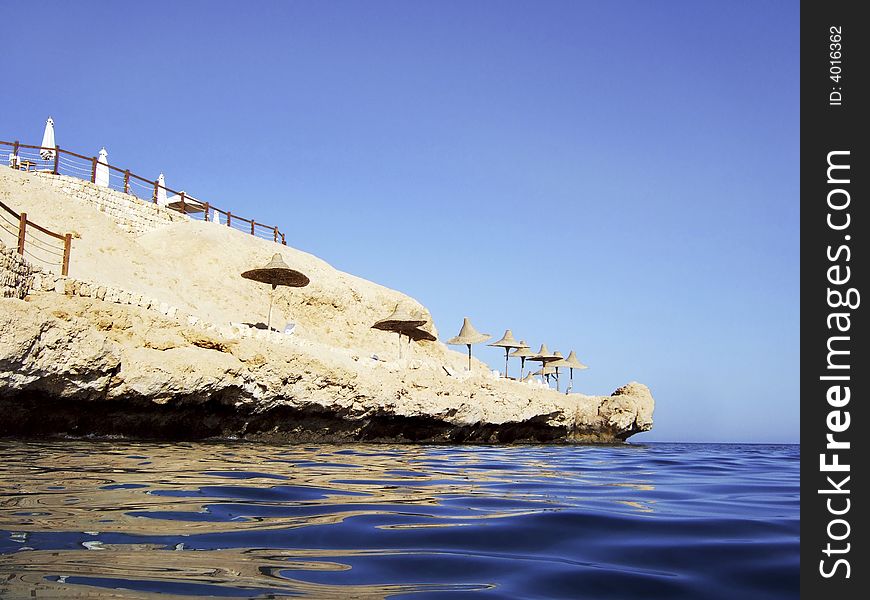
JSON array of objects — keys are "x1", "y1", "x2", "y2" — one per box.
[
  {"x1": 1, "y1": 169, "x2": 654, "y2": 443},
  {"x1": 0, "y1": 295, "x2": 654, "y2": 443}
]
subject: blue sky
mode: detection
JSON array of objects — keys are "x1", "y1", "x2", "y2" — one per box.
[{"x1": 5, "y1": 1, "x2": 799, "y2": 442}]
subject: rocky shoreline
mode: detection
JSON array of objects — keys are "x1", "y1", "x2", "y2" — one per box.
[
  {"x1": 1, "y1": 293, "x2": 653, "y2": 443},
  {"x1": 1, "y1": 168, "x2": 654, "y2": 443}
]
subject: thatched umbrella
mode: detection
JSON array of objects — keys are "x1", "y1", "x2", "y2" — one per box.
[
  {"x1": 527, "y1": 344, "x2": 560, "y2": 387},
  {"x1": 548, "y1": 351, "x2": 565, "y2": 392},
  {"x1": 509, "y1": 341, "x2": 534, "y2": 381},
  {"x1": 554, "y1": 350, "x2": 588, "y2": 394},
  {"x1": 401, "y1": 325, "x2": 437, "y2": 359},
  {"x1": 447, "y1": 317, "x2": 491, "y2": 371},
  {"x1": 241, "y1": 253, "x2": 310, "y2": 331},
  {"x1": 405, "y1": 326, "x2": 437, "y2": 342},
  {"x1": 532, "y1": 365, "x2": 557, "y2": 384},
  {"x1": 372, "y1": 305, "x2": 427, "y2": 359},
  {"x1": 488, "y1": 330, "x2": 525, "y2": 378}
]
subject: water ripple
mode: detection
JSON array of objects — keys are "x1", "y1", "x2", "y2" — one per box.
[{"x1": 0, "y1": 441, "x2": 798, "y2": 598}]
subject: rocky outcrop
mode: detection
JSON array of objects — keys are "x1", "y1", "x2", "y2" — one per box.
[
  {"x1": 0, "y1": 241, "x2": 35, "y2": 299},
  {"x1": 1, "y1": 167, "x2": 654, "y2": 443},
  {"x1": 0, "y1": 294, "x2": 654, "y2": 442}
]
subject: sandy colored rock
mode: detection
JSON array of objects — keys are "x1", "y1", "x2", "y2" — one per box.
[
  {"x1": 0, "y1": 298, "x2": 121, "y2": 398},
  {"x1": 0, "y1": 168, "x2": 654, "y2": 442}
]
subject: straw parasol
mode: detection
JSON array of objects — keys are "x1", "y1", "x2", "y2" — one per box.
[
  {"x1": 532, "y1": 365, "x2": 557, "y2": 384},
  {"x1": 40, "y1": 117, "x2": 56, "y2": 160},
  {"x1": 401, "y1": 325, "x2": 437, "y2": 359},
  {"x1": 527, "y1": 344, "x2": 560, "y2": 387},
  {"x1": 405, "y1": 326, "x2": 437, "y2": 342},
  {"x1": 534, "y1": 365, "x2": 557, "y2": 376},
  {"x1": 241, "y1": 253, "x2": 310, "y2": 331},
  {"x1": 510, "y1": 341, "x2": 534, "y2": 381},
  {"x1": 372, "y1": 305, "x2": 427, "y2": 359},
  {"x1": 488, "y1": 330, "x2": 524, "y2": 378},
  {"x1": 447, "y1": 318, "x2": 491, "y2": 371},
  {"x1": 554, "y1": 350, "x2": 588, "y2": 394},
  {"x1": 373, "y1": 304, "x2": 426, "y2": 333},
  {"x1": 95, "y1": 148, "x2": 110, "y2": 188},
  {"x1": 549, "y1": 351, "x2": 565, "y2": 392}
]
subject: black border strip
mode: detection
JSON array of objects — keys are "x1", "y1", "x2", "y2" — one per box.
[{"x1": 801, "y1": 1, "x2": 867, "y2": 596}]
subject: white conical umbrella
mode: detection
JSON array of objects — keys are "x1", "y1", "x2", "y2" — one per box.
[
  {"x1": 95, "y1": 148, "x2": 110, "y2": 187},
  {"x1": 156, "y1": 173, "x2": 168, "y2": 206},
  {"x1": 40, "y1": 117, "x2": 56, "y2": 160}
]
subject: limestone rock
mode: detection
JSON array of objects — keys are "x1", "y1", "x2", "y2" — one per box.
[
  {"x1": 0, "y1": 167, "x2": 655, "y2": 442},
  {"x1": 0, "y1": 298, "x2": 121, "y2": 398},
  {"x1": 1, "y1": 294, "x2": 654, "y2": 442}
]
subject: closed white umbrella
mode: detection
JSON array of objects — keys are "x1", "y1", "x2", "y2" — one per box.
[
  {"x1": 156, "y1": 173, "x2": 168, "y2": 206},
  {"x1": 40, "y1": 117, "x2": 56, "y2": 160},
  {"x1": 211, "y1": 210, "x2": 221, "y2": 225},
  {"x1": 95, "y1": 148, "x2": 110, "y2": 187}
]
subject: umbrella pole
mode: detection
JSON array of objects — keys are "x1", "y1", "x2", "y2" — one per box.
[
  {"x1": 555, "y1": 367, "x2": 560, "y2": 392},
  {"x1": 520, "y1": 357, "x2": 525, "y2": 381},
  {"x1": 504, "y1": 348, "x2": 509, "y2": 378},
  {"x1": 467, "y1": 344, "x2": 472, "y2": 371},
  {"x1": 567, "y1": 369, "x2": 573, "y2": 395},
  {"x1": 267, "y1": 284, "x2": 276, "y2": 331}
]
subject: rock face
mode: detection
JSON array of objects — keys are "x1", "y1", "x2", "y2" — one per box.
[
  {"x1": 0, "y1": 296, "x2": 654, "y2": 442},
  {"x1": 0, "y1": 167, "x2": 654, "y2": 443},
  {"x1": 0, "y1": 241, "x2": 34, "y2": 299}
]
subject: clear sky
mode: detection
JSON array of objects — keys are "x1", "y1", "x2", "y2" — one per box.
[{"x1": 5, "y1": 1, "x2": 799, "y2": 443}]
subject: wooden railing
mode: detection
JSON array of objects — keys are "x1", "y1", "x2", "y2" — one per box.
[
  {"x1": 0, "y1": 198, "x2": 71, "y2": 275},
  {"x1": 1, "y1": 140, "x2": 287, "y2": 245}
]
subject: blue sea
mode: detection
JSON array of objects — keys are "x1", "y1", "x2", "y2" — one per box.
[{"x1": 0, "y1": 441, "x2": 799, "y2": 599}]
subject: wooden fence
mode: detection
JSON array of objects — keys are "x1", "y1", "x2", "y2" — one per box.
[
  {"x1": 1, "y1": 140, "x2": 287, "y2": 245},
  {"x1": 0, "y1": 198, "x2": 71, "y2": 275}
]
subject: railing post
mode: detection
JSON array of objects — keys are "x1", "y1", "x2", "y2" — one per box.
[
  {"x1": 62, "y1": 233, "x2": 72, "y2": 276},
  {"x1": 9, "y1": 141, "x2": 20, "y2": 170},
  {"x1": 17, "y1": 213, "x2": 26, "y2": 255},
  {"x1": 1, "y1": 142, "x2": 286, "y2": 255}
]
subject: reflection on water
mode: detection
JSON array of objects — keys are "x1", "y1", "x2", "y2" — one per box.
[{"x1": 0, "y1": 441, "x2": 798, "y2": 599}]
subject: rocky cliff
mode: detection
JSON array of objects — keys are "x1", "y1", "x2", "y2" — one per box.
[{"x1": 0, "y1": 168, "x2": 654, "y2": 442}]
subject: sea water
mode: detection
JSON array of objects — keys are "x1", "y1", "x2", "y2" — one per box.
[{"x1": 0, "y1": 441, "x2": 798, "y2": 599}]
